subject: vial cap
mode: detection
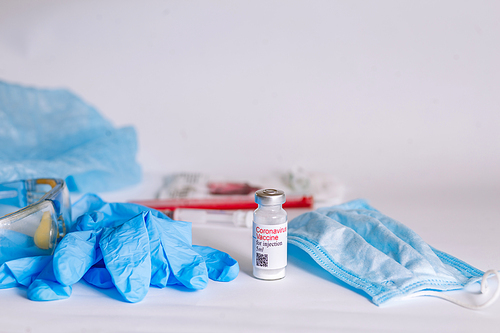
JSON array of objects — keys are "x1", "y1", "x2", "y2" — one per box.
[{"x1": 255, "y1": 189, "x2": 286, "y2": 205}]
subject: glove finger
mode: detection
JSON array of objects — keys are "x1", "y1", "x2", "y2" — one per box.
[
  {"x1": 165, "y1": 246, "x2": 208, "y2": 290},
  {"x1": 144, "y1": 213, "x2": 170, "y2": 288},
  {"x1": 100, "y1": 213, "x2": 151, "y2": 303},
  {"x1": 0, "y1": 256, "x2": 51, "y2": 289},
  {"x1": 151, "y1": 215, "x2": 208, "y2": 290},
  {"x1": 192, "y1": 245, "x2": 239, "y2": 282},
  {"x1": 71, "y1": 193, "x2": 106, "y2": 221},
  {"x1": 27, "y1": 259, "x2": 72, "y2": 301},
  {"x1": 53, "y1": 230, "x2": 101, "y2": 285},
  {"x1": 83, "y1": 260, "x2": 114, "y2": 289}
]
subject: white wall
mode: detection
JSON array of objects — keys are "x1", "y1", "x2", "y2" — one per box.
[{"x1": 1, "y1": 0, "x2": 499, "y2": 192}]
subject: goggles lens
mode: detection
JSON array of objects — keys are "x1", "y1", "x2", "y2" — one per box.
[{"x1": 0, "y1": 179, "x2": 71, "y2": 263}]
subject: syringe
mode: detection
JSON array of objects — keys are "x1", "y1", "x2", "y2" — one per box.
[{"x1": 172, "y1": 208, "x2": 253, "y2": 228}]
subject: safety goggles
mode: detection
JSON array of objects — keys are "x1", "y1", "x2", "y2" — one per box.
[{"x1": 0, "y1": 178, "x2": 71, "y2": 260}]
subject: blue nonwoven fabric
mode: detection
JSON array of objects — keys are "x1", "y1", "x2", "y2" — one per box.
[
  {"x1": 0, "y1": 80, "x2": 141, "y2": 193},
  {"x1": 288, "y1": 199, "x2": 486, "y2": 306}
]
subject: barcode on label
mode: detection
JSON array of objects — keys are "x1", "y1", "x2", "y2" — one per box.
[{"x1": 256, "y1": 253, "x2": 268, "y2": 267}]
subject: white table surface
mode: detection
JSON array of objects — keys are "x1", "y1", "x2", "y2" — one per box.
[{"x1": 1, "y1": 174, "x2": 498, "y2": 333}]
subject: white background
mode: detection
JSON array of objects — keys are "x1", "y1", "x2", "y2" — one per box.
[
  {"x1": 1, "y1": 1, "x2": 499, "y2": 332},
  {"x1": 1, "y1": 0, "x2": 499, "y2": 190}
]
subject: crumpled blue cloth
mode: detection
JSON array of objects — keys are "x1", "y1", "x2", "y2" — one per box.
[
  {"x1": 288, "y1": 199, "x2": 486, "y2": 306},
  {"x1": 0, "y1": 80, "x2": 141, "y2": 192},
  {"x1": 0, "y1": 194, "x2": 239, "y2": 302}
]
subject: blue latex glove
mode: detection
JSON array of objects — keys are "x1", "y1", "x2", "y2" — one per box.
[
  {"x1": 0, "y1": 256, "x2": 71, "y2": 301},
  {"x1": 24, "y1": 194, "x2": 239, "y2": 302},
  {"x1": 0, "y1": 256, "x2": 51, "y2": 289},
  {"x1": 27, "y1": 259, "x2": 72, "y2": 301}
]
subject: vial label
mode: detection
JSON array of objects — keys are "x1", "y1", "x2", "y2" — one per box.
[{"x1": 252, "y1": 221, "x2": 287, "y2": 269}]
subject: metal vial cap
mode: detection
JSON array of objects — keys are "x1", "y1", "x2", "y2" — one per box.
[{"x1": 255, "y1": 189, "x2": 286, "y2": 205}]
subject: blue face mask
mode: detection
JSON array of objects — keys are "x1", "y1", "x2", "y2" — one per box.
[{"x1": 288, "y1": 199, "x2": 499, "y2": 309}]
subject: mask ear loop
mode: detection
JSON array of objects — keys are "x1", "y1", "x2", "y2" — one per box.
[{"x1": 404, "y1": 270, "x2": 500, "y2": 310}]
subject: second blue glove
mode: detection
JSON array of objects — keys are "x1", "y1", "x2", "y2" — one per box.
[{"x1": 27, "y1": 194, "x2": 239, "y2": 302}]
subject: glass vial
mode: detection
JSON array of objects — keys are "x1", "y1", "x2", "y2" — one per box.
[{"x1": 252, "y1": 189, "x2": 287, "y2": 280}]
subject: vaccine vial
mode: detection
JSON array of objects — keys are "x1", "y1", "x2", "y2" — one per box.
[{"x1": 252, "y1": 189, "x2": 287, "y2": 280}]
